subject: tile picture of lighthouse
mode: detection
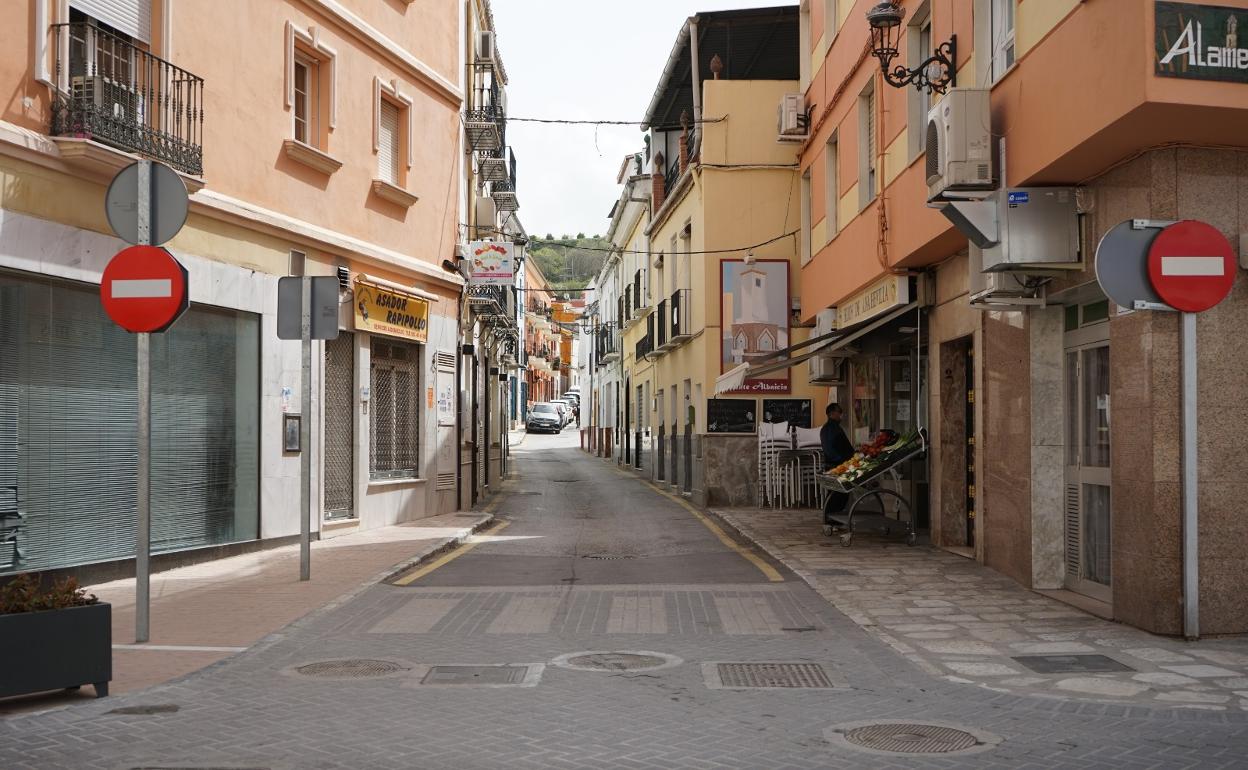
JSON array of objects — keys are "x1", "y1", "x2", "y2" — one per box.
[{"x1": 720, "y1": 259, "x2": 790, "y2": 394}]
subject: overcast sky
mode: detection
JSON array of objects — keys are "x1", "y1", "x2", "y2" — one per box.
[{"x1": 490, "y1": 0, "x2": 798, "y2": 240}]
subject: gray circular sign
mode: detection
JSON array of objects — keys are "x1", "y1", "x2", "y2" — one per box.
[
  {"x1": 1094, "y1": 220, "x2": 1166, "y2": 309},
  {"x1": 105, "y1": 161, "x2": 189, "y2": 246}
]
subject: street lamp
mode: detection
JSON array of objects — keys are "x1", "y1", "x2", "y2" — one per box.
[{"x1": 865, "y1": 1, "x2": 957, "y2": 94}]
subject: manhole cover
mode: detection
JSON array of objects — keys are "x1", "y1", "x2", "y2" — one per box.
[
  {"x1": 108, "y1": 704, "x2": 180, "y2": 715},
  {"x1": 843, "y1": 723, "x2": 980, "y2": 754},
  {"x1": 421, "y1": 665, "x2": 530, "y2": 685},
  {"x1": 294, "y1": 659, "x2": 407, "y2": 679},
  {"x1": 1012, "y1": 654, "x2": 1134, "y2": 674},
  {"x1": 716, "y1": 663, "x2": 834, "y2": 688},
  {"x1": 552, "y1": 651, "x2": 683, "y2": 673},
  {"x1": 581, "y1": 554, "x2": 636, "y2": 560}
]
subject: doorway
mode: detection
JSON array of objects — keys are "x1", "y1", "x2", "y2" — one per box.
[
  {"x1": 939, "y1": 337, "x2": 974, "y2": 550},
  {"x1": 1063, "y1": 311, "x2": 1111, "y2": 602}
]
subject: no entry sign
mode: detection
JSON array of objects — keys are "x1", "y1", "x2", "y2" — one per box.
[
  {"x1": 1147, "y1": 220, "x2": 1236, "y2": 312},
  {"x1": 100, "y1": 245, "x2": 190, "y2": 332}
]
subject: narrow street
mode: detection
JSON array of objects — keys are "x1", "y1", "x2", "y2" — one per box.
[{"x1": 2, "y1": 432, "x2": 1245, "y2": 769}]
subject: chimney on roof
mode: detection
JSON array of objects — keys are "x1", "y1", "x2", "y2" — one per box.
[
  {"x1": 678, "y1": 111, "x2": 690, "y2": 174},
  {"x1": 709, "y1": 53, "x2": 723, "y2": 80},
  {"x1": 652, "y1": 151, "x2": 666, "y2": 211}
]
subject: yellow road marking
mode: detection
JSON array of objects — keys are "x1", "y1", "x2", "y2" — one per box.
[
  {"x1": 393, "y1": 510, "x2": 510, "y2": 586},
  {"x1": 633, "y1": 475, "x2": 784, "y2": 583}
]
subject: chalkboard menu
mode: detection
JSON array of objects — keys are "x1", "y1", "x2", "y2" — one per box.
[
  {"x1": 763, "y1": 399, "x2": 812, "y2": 428},
  {"x1": 706, "y1": 398, "x2": 757, "y2": 434}
]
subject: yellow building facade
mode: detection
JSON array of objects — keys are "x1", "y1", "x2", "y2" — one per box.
[{"x1": 620, "y1": 8, "x2": 826, "y2": 506}]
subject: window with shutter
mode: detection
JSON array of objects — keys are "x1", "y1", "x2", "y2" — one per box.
[
  {"x1": 369, "y1": 338, "x2": 420, "y2": 479},
  {"x1": 378, "y1": 99, "x2": 400, "y2": 185},
  {"x1": 70, "y1": 0, "x2": 151, "y2": 43}
]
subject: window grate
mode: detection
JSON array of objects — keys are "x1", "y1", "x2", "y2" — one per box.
[
  {"x1": 370, "y1": 338, "x2": 419, "y2": 479},
  {"x1": 323, "y1": 333, "x2": 354, "y2": 517}
]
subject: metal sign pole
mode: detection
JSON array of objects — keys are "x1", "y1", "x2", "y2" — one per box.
[
  {"x1": 1182, "y1": 311, "x2": 1199, "y2": 639},
  {"x1": 300, "y1": 276, "x2": 312, "y2": 581},
  {"x1": 135, "y1": 159, "x2": 151, "y2": 643}
]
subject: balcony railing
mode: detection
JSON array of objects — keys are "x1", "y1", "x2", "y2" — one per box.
[
  {"x1": 490, "y1": 147, "x2": 518, "y2": 211},
  {"x1": 654, "y1": 299, "x2": 669, "y2": 351},
  {"x1": 51, "y1": 22, "x2": 204, "y2": 175}
]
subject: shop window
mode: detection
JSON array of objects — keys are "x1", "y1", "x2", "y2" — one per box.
[
  {"x1": 0, "y1": 271, "x2": 260, "y2": 575},
  {"x1": 370, "y1": 338, "x2": 420, "y2": 480}
]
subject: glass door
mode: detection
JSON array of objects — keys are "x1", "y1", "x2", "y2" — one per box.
[{"x1": 1064, "y1": 342, "x2": 1111, "y2": 602}]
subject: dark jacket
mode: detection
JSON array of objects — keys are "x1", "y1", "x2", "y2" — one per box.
[{"x1": 820, "y1": 420, "x2": 854, "y2": 470}]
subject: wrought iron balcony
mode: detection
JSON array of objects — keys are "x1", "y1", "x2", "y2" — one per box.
[
  {"x1": 654, "y1": 299, "x2": 670, "y2": 352},
  {"x1": 490, "y1": 147, "x2": 519, "y2": 212},
  {"x1": 51, "y1": 22, "x2": 204, "y2": 176}
]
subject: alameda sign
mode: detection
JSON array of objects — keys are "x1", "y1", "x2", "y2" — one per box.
[{"x1": 1156, "y1": 2, "x2": 1248, "y2": 82}]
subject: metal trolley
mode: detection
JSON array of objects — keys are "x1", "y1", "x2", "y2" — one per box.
[{"x1": 815, "y1": 429, "x2": 927, "y2": 547}]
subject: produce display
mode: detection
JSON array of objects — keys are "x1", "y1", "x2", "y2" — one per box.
[{"x1": 826, "y1": 429, "x2": 921, "y2": 485}]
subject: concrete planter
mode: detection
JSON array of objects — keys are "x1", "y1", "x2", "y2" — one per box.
[{"x1": 0, "y1": 602, "x2": 111, "y2": 698}]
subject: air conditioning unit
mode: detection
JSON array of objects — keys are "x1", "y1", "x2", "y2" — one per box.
[
  {"x1": 72, "y1": 76, "x2": 143, "y2": 124},
  {"x1": 809, "y1": 354, "x2": 844, "y2": 385},
  {"x1": 968, "y1": 243, "x2": 1047, "y2": 309},
  {"x1": 814, "y1": 307, "x2": 837, "y2": 337},
  {"x1": 926, "y1": 88, "x2": 993, "y2": 200},
  {"x1": 777, "y1": 93, "x2": 808, "y2": 142},
  {"x1": 477, "y1": 30, "x2": 496, "y2": 62}
]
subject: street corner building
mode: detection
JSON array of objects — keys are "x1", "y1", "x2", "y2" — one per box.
[
  {"x1": 0, "y1": 0, "x2": 526, "y2": 582},
  {"x1": 780, "y1": 0, "x2": 1248, "y2": 636}
]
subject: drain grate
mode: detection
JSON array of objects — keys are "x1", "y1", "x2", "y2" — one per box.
[
  {"x1": 294, "y1": 659, "x2": 407, "y2": 679},
  {"x1": 717, "y1": 663, "x2": 833, "y2": 688},
  {"x1": 421, "y1": 665, "x2": 529, "y2": 685},
  {"x1": 581, "y1": 554, "x2": 636, "y2": 560},
  {"x1": 1012, "y1": 654, "x2": 1134, "y2": 674},
  {"x1": 108, "y1": 704, "x2": 180, "y2": 715},
  {"x1": 567, "y1": 653, "x2": 668, "y2": 671},
  {"x1": 842, "y1": 723, "x2": 980, "y2": 754}
]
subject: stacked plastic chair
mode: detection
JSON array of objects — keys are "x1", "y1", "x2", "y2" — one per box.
[
  {"x1": 756, "y1": 421, "x2": 792, "y2": 508},
  {"x1": 793, "y1": 426, "x2": 825, "y2": 508}
]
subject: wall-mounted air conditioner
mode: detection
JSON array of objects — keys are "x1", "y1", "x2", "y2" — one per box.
[
  {"x1": 968, "y1": 243, "x2": 1047, "y2": 309},
  {"x1": 777, "y1": 93, "x2": 808, "y2": 142},
  {"x1": 477, "y1": 30, "x2": 496, "y2": 62},
  {"x1": 809, "y1": 354, "x2": 844, "y2": 385},
  {"x1": 814, "y1": 307, "x2": 837, "y2": 337},
  {"x1": 980, "y1": 187, "x2": 1082, "y2": 271},
  {"x1": 926, "y1": 88, "x2": 993, "y2": 201}
]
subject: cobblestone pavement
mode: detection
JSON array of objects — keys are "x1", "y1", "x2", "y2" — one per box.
[
  {"x1": 714, "y1": 507, "x2": 1248, "y2": 710},
  {"x1": 2, "y1": 432, "x2": 1246, "y2": 768}
]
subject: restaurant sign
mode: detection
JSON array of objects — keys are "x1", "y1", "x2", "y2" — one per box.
[
  {"x1": 354, "y1": 280, "x2": 430, "y2": 343},
  {"x1": 1156, "y1": 2, "x2": 1248, "y2": 83},
  {"x1": 467, "y1": 240, "x2": 515, "y2": 286},
  {"x1": 834, "y1": 275, "x2": 910, "y2": 330}
]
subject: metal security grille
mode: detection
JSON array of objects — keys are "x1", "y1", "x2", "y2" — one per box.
[
  {"x1": 323, "y1": 333, "x2": 354, "y2": 518},
  {"x1": 370, "y1": 339, "x2": 419, "y2": 479},
  {"x1": 716, "y1": 663, "x2": 834, "y2": 688}
]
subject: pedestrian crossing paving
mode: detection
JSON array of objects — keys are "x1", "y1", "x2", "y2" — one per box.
[{"x1": 366, "y1": 584, "x2": 818, "y2": 637}]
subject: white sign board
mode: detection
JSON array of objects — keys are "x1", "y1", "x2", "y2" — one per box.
[{"x1": 467, "y1": 241, "x2": 515, "y2": 285}]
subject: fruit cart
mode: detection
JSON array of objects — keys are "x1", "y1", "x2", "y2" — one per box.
[{"x1": 815, "y1": 428, "x2": 927, "y2": 547}]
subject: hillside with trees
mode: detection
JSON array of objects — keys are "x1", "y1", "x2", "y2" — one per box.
[{"x1": 527, "y1": 235, "x2": 611, "y2": 294}]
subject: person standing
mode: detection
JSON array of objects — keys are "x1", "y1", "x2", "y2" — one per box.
[{"x1": 820, "y1": 403, "x2": 854, "y2": 525}]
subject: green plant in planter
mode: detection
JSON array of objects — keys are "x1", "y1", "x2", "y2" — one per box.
[
  {"x1": 0, "y1": 573, "x2": 111, "y2": 699},
  {"x1": 0, "y1": 573, "x2": 99, "y2": 615}
]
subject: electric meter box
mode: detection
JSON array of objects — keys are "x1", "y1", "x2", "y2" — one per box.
[{"x1": 981, "y1": 187, "x2": 1082, "y2": 271}]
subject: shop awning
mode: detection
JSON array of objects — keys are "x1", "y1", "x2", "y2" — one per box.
[{"x1": 714, "y1": 302, "x2": 919, "y2": 394}]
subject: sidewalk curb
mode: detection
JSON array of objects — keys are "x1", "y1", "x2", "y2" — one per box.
[{"x1": 710, "y1": 509, "x2": 947, "y2": 679}]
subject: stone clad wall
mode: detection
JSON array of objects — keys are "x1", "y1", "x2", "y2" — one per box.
[{"x1": 703, "y1": 435, "x2": 760, "y2": 507}]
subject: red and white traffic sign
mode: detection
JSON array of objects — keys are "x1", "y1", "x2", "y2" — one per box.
[
  {"x1": 100, "y1": 245, "x2": 189, "y2": 333},
  {"x1": 1147, "y1": 220, "x2": 1236, "y2": 313}
]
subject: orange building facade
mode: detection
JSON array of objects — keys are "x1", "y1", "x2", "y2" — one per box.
[{"x1": 797, "y1": 0, "x2": 1248, "y2": 635}]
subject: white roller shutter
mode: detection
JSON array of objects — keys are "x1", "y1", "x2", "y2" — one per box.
[
  {"x1": 70, "y1": 0, "x2": 152, "y2": 43},
  {"x1": 378, "y1": 100, "x2": 400, "y2": 185}
]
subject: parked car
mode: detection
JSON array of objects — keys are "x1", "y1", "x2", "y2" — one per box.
[
  {"x1": 562, "y1": 391, "x2": 580, "y2": 407},
  {"x1": 526, "y1": 403, "x2": 562, "y2": 434},
  {"x1": 549, "y1": 399, "x2": 572, "y2": 427}
]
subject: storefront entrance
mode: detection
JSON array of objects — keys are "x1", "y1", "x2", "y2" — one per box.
[{"x1": 1063, "y1": 303, "x2": 1111, "y2": 602}]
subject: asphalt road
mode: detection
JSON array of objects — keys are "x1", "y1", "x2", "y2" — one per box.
[{"x1": 2, "y1": 430, "x2": 1246, "y2": 769}]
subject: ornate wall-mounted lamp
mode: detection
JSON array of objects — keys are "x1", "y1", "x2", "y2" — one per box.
[{"x1": 865, "y1": 2, "x2": 956, "y2": 94}]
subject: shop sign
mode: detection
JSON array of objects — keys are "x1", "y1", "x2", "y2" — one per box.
[
  {"x1": 467, "y1": 240, "x2": 515, "y2": 285},
  {"x1": 834, "y1": 275, "x2": 910, "y2": 330},
  {"x1": 1156, "y1": 2, "x2": 1248, "y2": 83},
  {"x1": 354, "y1": 280, "x2": 429, "y2": 343}
]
